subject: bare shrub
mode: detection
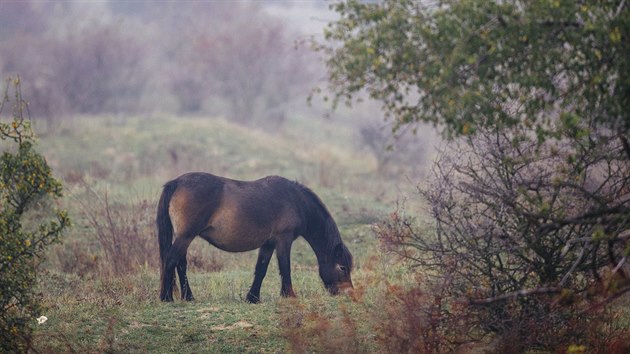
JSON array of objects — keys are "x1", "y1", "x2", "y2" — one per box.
[
  {"x1": 376, "y1": 212, "x2": 629, "y2": 352},
  {"x1": 187, "y1": 246, "x2": 224, "y2": 273},
  {"x1": 76, "y1": 182, "x2": 158, "y2": 276},
  {"x1": 359, "y1": 119, "x2": 432, "y2": 177},
  {"x1": 377, "y1": 124, "x2": 630, "y2": 351},
  {"x1": 279, "y1": 254, "x2": 474, "y2": 354},
  {"x1": 52, "y1": 240, "x2": 100, "y2": 278},
  {"x1": 490, "y1": 303, "x2": 624, "y2": 354},
  {"x1": 280, "y1": 272, "x2": 477, "y2": 354},
  {"x1": 282, "y1": 299, "x2": 366, "y2": 354},
  {"x1": 372, "y1": 282, "x2": 473, "y2": 353},
  {"x1": 166, "y1": 2, "x2": 316, "y2": 125},
  {"x1": 1, "y1": 1, "x2": 149, "y2": 119}
]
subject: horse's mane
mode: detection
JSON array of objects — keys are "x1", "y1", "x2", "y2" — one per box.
[
  {"x1": 292, "y1": 181, "x2": 332, "y2": 219},
  {"x1": 293, "y1": 181, "x2": 350, "y2": 266}
]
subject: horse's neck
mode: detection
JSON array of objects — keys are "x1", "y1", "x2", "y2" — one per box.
[{"x1": 303, "y1": 216, "x2": 340, "y2": 263}]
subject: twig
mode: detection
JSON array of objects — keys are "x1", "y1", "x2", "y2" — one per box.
[
  {"x1": 559, "y1": 246, "x2": 586, "y2": 287},
  {"x1": 616, "y1": 0, "x2": 627, "y2": 17},
  {"x1": 468, "y1": 287, "x2": 561, "y2": 305},
  {"x1": 612, "y1": 256, "x2": 627, "y2": 275},
  {"x1": 581, "y1": 284, "x2": 630, "y2": 314}
]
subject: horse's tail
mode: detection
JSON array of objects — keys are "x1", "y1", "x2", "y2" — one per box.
[{"x1": 157, "y1": 179, "x2": 178, "y2": 272}]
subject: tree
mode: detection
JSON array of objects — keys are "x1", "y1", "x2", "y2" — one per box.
[
  {"x1": 323, "y1": 0, "x2": 630, "y2": 349},
  {"x1": 321, "y1": 0, "x2": 628, "y2": 147},
  {"x1": 164, "y1": 2, "x2": 316, "y2": 126},
  {"x1": 0, "y1": 1, "x2": 150, "y2": 119},
  {"x1": 0, "y1": 78, "x2": 69, "y2": 352}
]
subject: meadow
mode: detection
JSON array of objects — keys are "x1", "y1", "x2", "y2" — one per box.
[{"x1": 31, "y1": 114, "x2": 427, "y2": 353}]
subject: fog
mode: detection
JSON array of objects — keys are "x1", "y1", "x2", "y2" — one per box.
[{"x1": 0, "y1": 0, "x2": 434, "y2": 176}]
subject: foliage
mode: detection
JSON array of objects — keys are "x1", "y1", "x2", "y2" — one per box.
[
  {"x1": 321, "y1": 0, "x2": 629, "y2": 141},
  {"x1": 0, "y1": 78, "x2": 69, "y2": 352},
  {"x1": 323, "y1": 0, "x2": 630, "y2": 350}
]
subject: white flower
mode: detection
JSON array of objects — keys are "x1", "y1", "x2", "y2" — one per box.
[{"x1": 36, "y1": 316, "x2": 47, "y2": 324}]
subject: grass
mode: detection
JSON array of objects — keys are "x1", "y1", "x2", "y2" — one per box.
[
  {"x1": 32, "y1": 114, "x2": 419, "y2": 353},
  {"x1": 36, "y1": 269, "x2": 286, "y2": 353},
  {"x1": 36, "y1": 252, "x2": 417, "y2": 353},
  {"x1": 34, "y1": 246, "x2": 403, "y2": 353},
  {"x1": 25, "y1": 114, "x2": 630, "y2": 353}
]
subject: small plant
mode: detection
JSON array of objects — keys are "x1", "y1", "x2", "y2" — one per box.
[
  {"x1": 0, "y1": 77, "x2": 69, "y2": 352},
  {"x1": 76, "y1": 183, "x2": 157, "y2": 276}
]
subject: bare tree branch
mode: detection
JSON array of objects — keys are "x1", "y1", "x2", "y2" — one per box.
[{"x1": 468, "y1": 287, "x2": 562, "y2": 305}]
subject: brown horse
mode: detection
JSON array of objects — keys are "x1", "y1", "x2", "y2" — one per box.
[{"x1": 157, "y1": 172, "x2": 354, "y2": 302}]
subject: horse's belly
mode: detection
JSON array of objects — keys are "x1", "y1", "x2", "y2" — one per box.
[
  {"x1": 200, "y1": 214, "x2": 273, "y2": 252},
  {"x1": 199, "y1": 187, "x2": 299, "y2": 252}
]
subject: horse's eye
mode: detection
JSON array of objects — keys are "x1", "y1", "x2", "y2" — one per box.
[{"x1": 338, "y1": 265, "x2": 347, "y2": 273}]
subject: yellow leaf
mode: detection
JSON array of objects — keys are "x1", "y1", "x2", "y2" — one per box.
[
  {"x1": 610, "y1": 27, "x2": 621, "y2": 43},
  {"x1": 462, "y1": 122, "x2": 471, "y2": 135},
  {"x1": 567, "y1": 344, "x2": 586, "y2": 354}
]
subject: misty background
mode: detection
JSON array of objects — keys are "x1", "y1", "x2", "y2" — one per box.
[{"x1": 0, "y1": 0, "x2": 433, "y2": 177}]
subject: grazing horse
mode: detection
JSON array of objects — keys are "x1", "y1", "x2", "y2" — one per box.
[{"x1": 157, "y1": 172, "x2": 354, "y2": 302}]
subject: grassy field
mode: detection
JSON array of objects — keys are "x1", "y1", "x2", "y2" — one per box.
[
  {"x1": 31, "y1": 114, "x2": 423, "y2": 353},
  {"x1": 19, "y1": 114, "x2": 630, "y2": 353}
]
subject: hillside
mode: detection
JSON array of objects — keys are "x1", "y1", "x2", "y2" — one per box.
[{"x1": 32, "y1": 114, "x2": 423, "y2": 353}]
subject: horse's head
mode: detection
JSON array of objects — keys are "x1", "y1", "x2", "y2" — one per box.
[{"x1": 319, "y1": 243, "x2": 354, "y2": 295}]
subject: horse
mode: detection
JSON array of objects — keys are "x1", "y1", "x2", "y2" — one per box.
[{"x1": 157, "y1": 172, "x2": 354, "y2": 302}]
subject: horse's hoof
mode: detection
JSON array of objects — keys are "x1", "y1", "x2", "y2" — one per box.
[
  {"x1": 280, "y1": 288, "x2": 296, "y2": 298},
  {"x1": 160, "y1": 295, "x2": 174, "y2": 302},
  {"x1": 246, "y1": 293, "x2": 260, "y2": 304}
]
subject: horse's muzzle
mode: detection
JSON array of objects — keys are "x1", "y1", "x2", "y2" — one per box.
[{"x1": 328, "y1": 281, "x2": 354, "y2": 296}]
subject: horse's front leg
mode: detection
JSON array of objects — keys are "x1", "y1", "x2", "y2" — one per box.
[
  {"x1": 246, "y1": 240, "x2": 275, "y2": 303},
  {"x1": 160, "y1": 235, "x2": 194, "y2": 302},
  {"x1": 276, "y1": 239, "x2": 296, "y2": 298}
]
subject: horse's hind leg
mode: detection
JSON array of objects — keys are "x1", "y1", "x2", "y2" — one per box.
[
  {"x1": 246, "y1": 240, "x2": 275, "y2": 304},
  {"x1": 177, "y1": 256, "x2": 194, "y2": 301},
  {"x1": 160, "y1": 234, "x2": 195, "y2": 302}
]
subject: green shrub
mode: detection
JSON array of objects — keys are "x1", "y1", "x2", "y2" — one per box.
[{"x1": 0, "y1": 77, "x2": 69, "y2": 352}]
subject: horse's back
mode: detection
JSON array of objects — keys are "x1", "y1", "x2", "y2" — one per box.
[
  {"x1": 203, "y1": 175, "x2": 304, "y2": 251},
  {"x1": 168, "y1": 173, "x2": 304, "y2": 252}
]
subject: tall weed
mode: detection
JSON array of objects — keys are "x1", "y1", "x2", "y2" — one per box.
[{"x1": 76, "y1": 182, "x2": 158, "y2": 277}]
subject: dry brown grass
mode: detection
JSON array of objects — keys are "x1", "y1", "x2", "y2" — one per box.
[{"x1": 62, "y1": 181, "x2": 161, "y2": 277}]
